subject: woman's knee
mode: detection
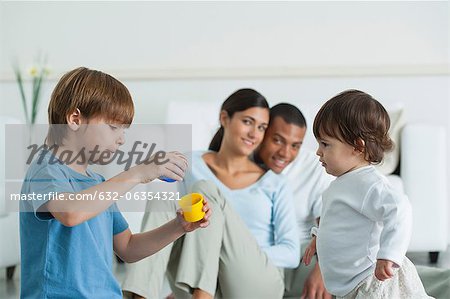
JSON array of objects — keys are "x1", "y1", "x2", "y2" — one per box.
[
  {"x1": 190, "y1": 180, "x2": 225, "y2": 207},
  {"x1": 190, "y1": 180, "x2": 215, "y2": 193}
]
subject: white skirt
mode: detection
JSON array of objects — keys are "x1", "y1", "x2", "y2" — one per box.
[{"x1": 337, "y1": 257, "x2": 434, "y2": 299}]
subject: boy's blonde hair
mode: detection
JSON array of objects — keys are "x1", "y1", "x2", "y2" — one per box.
[
  {"x1": 313, "y1": 89, "x2": 393, "y2": 164},
  {"x1": 46, "y1": 67, "x2": 134, "y2": 145}
]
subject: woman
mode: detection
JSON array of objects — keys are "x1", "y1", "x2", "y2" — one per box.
[{"x1": 122, "y1": 88, "x2": 299, "y2": 299}]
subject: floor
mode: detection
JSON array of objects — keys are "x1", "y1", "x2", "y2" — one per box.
[{"x1": 1, "y1": 247, "x2": 450, "y2": 299}]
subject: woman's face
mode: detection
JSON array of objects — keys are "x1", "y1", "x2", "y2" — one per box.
[{"x1": 221, "y1": 107, "x2": 269, "y2": 156}]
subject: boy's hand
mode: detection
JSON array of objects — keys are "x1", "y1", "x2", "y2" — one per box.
[
  {"x1": 138, "y1": 151, "x2": 188, "y2": 183},
  {"x1": 303, "y1": 236, "x2": 317, "y2": 266},
  {"x1": 375, "y1": 259, "x2": 395, "y2": 281},
  {"x1": 176, "y1": 196, "x2": 212, "y2": 232}
]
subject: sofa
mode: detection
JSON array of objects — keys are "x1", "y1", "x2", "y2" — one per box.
[{"x1": 401, "y1": 124, "x2": 448, "y2": 260}]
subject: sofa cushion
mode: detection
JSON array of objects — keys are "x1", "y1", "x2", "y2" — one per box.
[{"x1": 375, "y1": 108, "x2": 405, "y2": 175}]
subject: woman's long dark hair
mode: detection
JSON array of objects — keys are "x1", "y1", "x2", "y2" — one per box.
[{"x1": 208, "y1": 88, "x2": 269, "y2": 152}]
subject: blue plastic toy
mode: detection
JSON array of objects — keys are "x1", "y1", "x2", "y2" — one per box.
[{"x1": 159, "y1": 176, "x2": 176, "y2": 182}]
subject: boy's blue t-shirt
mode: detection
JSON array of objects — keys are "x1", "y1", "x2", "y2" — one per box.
[{"x1": 19, "y1": 150, "x2": 128, "y2": 299}]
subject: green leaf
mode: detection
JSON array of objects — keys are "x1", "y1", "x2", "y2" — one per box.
[
  {"x1": 13, "y1": 55, "x2": 48, "y2": 125},
  {"x1": 31, "y1": 70, "x2": 45, "y2": 125},
  {"x1": 14, "y1": 67, "x2": 30, "y2": 124}
]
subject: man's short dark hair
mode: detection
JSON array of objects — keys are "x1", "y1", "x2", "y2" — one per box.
[{"x1": 270, "y1": 103, "x2": 307, "y2": 128}]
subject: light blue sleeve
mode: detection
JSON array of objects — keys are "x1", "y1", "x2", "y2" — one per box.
[
  {"x1": 26, "y1": 166, "x2": 74, "y2": 221},
  {"x1": 111, "y1": 203, "x2": 129, "y2": 235},
  {"x1": 264, "y1": 180, "x2": 300, "y2": 268}
]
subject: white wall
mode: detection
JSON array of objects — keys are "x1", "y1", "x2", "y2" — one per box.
[
  {"x1": 1, "y1": 2, "x2": 449, "y2": 236},
  {"x1": 1, "y1": 74, "x2": 448, "y2": 146},
  {"x1": 0, "y1": 1, "x2": 448, "y2": 77}
]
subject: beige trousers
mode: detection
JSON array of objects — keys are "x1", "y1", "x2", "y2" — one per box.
[{"x1": 122, "y1": 180, "x2": 284, "y2": 299}]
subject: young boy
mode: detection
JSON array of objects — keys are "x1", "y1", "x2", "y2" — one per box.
[{"x1": 19, "y1": 67, "x2": 211, "y2": 298}]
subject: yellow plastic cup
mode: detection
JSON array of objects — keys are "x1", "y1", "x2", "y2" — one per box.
[{"x1": 179, "y1": 193, "x2": 205, "y2": 222}]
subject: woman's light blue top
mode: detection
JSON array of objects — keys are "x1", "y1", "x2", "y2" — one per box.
[{"x1": 181, "y1": 151, "x2": 300, "y2": 268}]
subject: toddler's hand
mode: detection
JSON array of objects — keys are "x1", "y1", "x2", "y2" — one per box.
[
  {"x1": 176, "y1": 196, "x2": 212, "y2": 232},
  {"x1": 138, "y1": 151, "x2": 188, "y2": 183},
  {"x1": 302, "y1": 236, "x2": 317, "y2": 266},
  {"x1": 375, "y1": 259, "x2": 395, "y2": 281}
]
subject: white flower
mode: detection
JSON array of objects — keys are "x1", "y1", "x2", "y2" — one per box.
[{"x1": 28, "y1": 66, "x2": 38, "y2": 77}]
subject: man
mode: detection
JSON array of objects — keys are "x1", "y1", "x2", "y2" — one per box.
[
  {"x1": 255, "y1": 103, "x2": 450, "y2": 299},
  {"x1": 254, "y1": 103, "x2": 333, "y2": 299}
]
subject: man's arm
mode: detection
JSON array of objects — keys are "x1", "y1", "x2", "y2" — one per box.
[
  {"x1": 301, "y1": 262, "x2": 331, "y2": 299},
  {"x1": 303, "y1": 235, "x2": 317, "y2": 266}
]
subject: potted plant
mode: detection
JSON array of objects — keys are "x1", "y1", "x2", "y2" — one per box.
[{"x1": 13, "y1": 55, "x2": 49, "y2": 125}]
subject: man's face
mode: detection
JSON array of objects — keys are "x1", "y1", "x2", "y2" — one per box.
[{"x1": 258, "y1": 116, "x2": 306, "y2": 174}]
